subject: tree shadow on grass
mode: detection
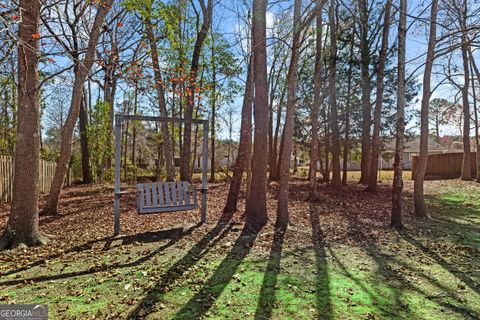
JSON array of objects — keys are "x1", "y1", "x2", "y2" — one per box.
[
  {"x1": 343, "y1": 195, "x2": 479, "y2": 319},
  {"x1": 0, "y1": 224, "x2": 199, "y2": 285},
  {"x1": 254, "y1": 229, "x2": 285, "y2": 320},
  {"x1": 424, "y1": 193, "x2": 480, "y2": 247},
  {"x1": 400, "y1": 232, "x2": 479, "y2": 296},
  {"x1": 309, "y1": 203, "x2": 332, "y2": 320},
  {"x1": 363, "y1": 242, "x2": 479, "y2": 319},
  {"x1": 0, "y1": 236, "x2": 112, "y2": 277},
  {"x1": 169, "y1": 225, "x2": 261, "y2": 320},
  {"x1": 126, "y1": 212, "x2": 237, "y2": 318},
  {"x1": 400, "y1": 193, "x2": 480, "y2": 295}
]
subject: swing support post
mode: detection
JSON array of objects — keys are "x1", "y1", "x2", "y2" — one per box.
[
  {"x1": 114, "y1": 114, "x2": 122, "y2": 236},
  {"x1": 201, "y1": 121, "x2": 209, "y2": 223}
]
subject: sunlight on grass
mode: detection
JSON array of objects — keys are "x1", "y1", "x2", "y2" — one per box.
[{"x1": 0, "y1": 181, "x2": 478, "y2": 319}]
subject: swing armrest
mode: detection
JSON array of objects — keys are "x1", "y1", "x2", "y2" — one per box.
[{"x1": 115, "y1": 191, "x2": 129, "y2": 198}]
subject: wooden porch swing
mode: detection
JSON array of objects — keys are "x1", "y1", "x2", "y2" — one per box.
[{"x1": 113, "y1": 114, "x2": 209, "y2": 236}]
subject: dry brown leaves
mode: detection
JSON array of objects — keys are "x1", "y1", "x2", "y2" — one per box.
[{"x1": 0, "y1": 177, "x2": 418, "y2": 271}]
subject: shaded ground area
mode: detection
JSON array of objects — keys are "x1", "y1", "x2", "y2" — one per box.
[{"x1": 0, "y1": 177, "x2": 478, "y2": 319}]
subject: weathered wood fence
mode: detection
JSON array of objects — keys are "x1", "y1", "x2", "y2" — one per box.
[
  {"x1": 411, "y1": 152, "x2": 477, "y2": 180},
  {"x1": 0, "y1": 156, "x2": 72, "y2": 204}
]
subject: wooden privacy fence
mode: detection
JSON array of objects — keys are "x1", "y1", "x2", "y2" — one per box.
[
  {"x1": 411, "y1": 152, "x2": 477, "y2": 180},
  {"x1": 0, "y1": 156, "x2": 72, "y2": 204}
]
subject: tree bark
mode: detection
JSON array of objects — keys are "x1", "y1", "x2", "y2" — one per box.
[
  {"x1": 180, "y1": 0, "x2": 213, "y2": 182},
  {"x1": 131, "y1": 80, "x2": 138, "y2": 180},
  {"x1": 42, "y1": 0, "x2": 114, "y2": 215},
  {"x1": 79, "y1": 87, "x2": 93, "y2": 183},
  {"x1": 459, "y1": 1, "x2": 472, "y2": 181},
  {"x1": 270, "y1": 81, "x2": 287, "y2": 181},
  {"x1": 414, "y1": 0, "x2": 437, "y2": 218},
  {"x1": 358, "y1": 0, "x2": 371, "y2": 185},
  {"x1": 329, "y1": 0, "x2": 341, "y2": 187},
  {"x1": 245, "y1": 0, "x2": 269, "y2": 229},
  {"x1": 342, "y1": 28, "x2": 355, "y2": 186},
  {"x1": 276, "y1": 0, "x2": 302, "y2": 229},
  {"x1": 468, "y1": 49, "x2": 480, "y2": 182},
  {"x1": 210, "y1": 29, "x2": 217, "y2": 182},
  {"x1": 367, "y1": 0, "x2": 392, "y2": 192},
  {"x1": 144, "y1": 17, "x2": 175, "y2": 182},
  {"x1": 391, "y1": 0, "x2": 406, "y2": 229},
  {"x1": 309, "y1": 0, "x2": 324, "y2": 200},
  {"x1": 268, "y1": 53, "x2": 287, "y2": 181},
  {"x1": 223, "y1": 57, "x2": 254, "y2": 213},
  {"x1": 323, "y1": 106, "x2": 331, "y2": 182},
  {"x1": 104, "y1": 39, "x2": 118, "y2": 172},
  {"x1": 1, "y1": 0, "x2": 46, "y2": 249}
]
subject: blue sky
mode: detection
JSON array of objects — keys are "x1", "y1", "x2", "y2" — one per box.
[
  {"x1": 36, "y1": 0, "x2": 468, "y2": 140},
  {"x1": 212, "y1": 0, "x2": 452, "y2": 140}
]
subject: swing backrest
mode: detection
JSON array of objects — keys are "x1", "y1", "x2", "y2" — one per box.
[{"x1": 136, "y1": 181, "x2": 198, "y2": 214}]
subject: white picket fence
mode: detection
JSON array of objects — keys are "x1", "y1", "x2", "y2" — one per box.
[{"x1": 0, "y1": 156, "x2": 72, "y2": 204}]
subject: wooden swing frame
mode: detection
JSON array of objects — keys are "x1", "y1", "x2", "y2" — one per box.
[{"x1": 113, "y1": 114, "x2": 209, "y2": 236}]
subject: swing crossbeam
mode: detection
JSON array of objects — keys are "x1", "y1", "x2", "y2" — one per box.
[{"x1": 113, "y1": 114, "x2": 209, "y2": 236}]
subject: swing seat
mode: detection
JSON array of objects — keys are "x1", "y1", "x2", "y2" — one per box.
[{"x1": 136, "y1": 181, "x2": 198, "y2": 214}]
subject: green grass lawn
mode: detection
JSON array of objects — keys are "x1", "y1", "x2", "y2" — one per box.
[{"x1": 0, "y1": 180, "x2": 478, "y2": 319}]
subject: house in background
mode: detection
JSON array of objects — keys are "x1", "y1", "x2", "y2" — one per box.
[
  {"x1": 380, "y1": 136, "x2": 449, "y2": 170},
  {"x1": 346, "y1": 136, "x2": 449, "y2": 171}
]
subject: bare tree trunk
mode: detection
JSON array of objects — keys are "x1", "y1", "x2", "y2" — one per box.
[
  {"x1": 469, "y1": 49, "x2": 480, "y2": 182},
  {"x1": 323, "y1": 113, "x2": 330, "y2": 182},
  {"x1": 475, "y1": 87, "x2": 480, "y2": 183},
  {"x1": 155, "y1": 126, "x2": 163, "y2": 180},
  {"x1": 223, "y1": 58, "x2": 254, "y2": 213},
  {"x1": 210, "y1": 29, "x2": 217, "y2": 182},
  {"x1": 246, "y1": 122, "x2": 253, "y2": 203},
  {"x1": 268, "y1": 58, "x2": 276, "y2": 180},
  {"x1": 268, "y1": 54, "x2": 286, "y2": 180},
  {"x1": 79, "y1": 87, "x2": 93, "y2": 183},
  {"x1": 1, "y1": 0, "x2": 45, "y2": 249},
  {"x1": 358, "y1": 0, "x2": 371, "y2": 185},
  {"x1": 276, "y1": 128, "x2": 285, "y2": 179},
  {"x1": 42, "y1": 0, "x2": 114, "y2": 215},
  {"x1": 309, "y1": 0, "x2": 324, "y2": 200},
  {"x1": 246, "y1": 0, "x2": 269, "y2": 229},
  {"x1": 459, "y1": 1, "x2": 472, "y2": 181},
  {"x1": 192, "y1": 74, "x2": 204, "y2": 175},
  {"x1": 342, "y1": 29, "x2": 355, "y2": 186},
  {"x1": 276, "y1": 0, "x2": 302, "y2": 229},
  {"x1": 414, "y1": 0, "x2": 437, "y2": 218},
  {"x1": 122, "y1": 95, "x2": 131, "y2": 181},
  {"x1": 391, "y1": 0, "x2": 406, "y2": 229},
  {"x1": 270, "y1": 83, "x2": 286, "y2": 181},
  {"x1": 104, "y1": 41, "x2": 118, "y2": 172},
  {"x1": 367, "y1": 0, "x2": 392, "y2": 193},
  {"x1": 329, "y1": 0, "x2": 341, "y2": 187},
  {"x1": 131, "y1": 80, "x2": 138, "y2": 180},
  {"x1": 180, "y1": 0, "x2": 213, "y2": 182},
  {"x1": 144, "y1": 17, "x2": 175, "y2": 182}
]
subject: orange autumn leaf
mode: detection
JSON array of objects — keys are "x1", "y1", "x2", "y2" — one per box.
[
  {"x1": 117, "y1": 22, "x2": 124, "y2": 28},
  {"x1": 31, "y1": 33, "x2": 40, "y2": 39}
]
